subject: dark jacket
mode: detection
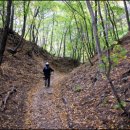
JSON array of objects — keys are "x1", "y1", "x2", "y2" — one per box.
[{"x1": 43, "y1": 65, "x2": 54, "y2": 77}]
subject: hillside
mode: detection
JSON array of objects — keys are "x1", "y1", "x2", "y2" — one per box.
[
  {"x1": 0, "y1": 31, "x2": 130, "y2": 129},
  {"x1": 1, "y1": 1, "x2": 130, "y2": 129},
  {"x1": 60, "y1": 32, "x2": 130, "y2": 129},
  {"x1": 0, "y1": 31, "x2": 79, "y2": 128}
]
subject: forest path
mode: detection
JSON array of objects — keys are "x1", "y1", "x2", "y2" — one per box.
[{"x1": 24, "y1": 58, "x2": 68, "y2": 129}]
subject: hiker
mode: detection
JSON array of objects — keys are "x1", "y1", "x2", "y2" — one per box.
[{"x1": 43, "y1": 62, "x2": 54, "y2": 87}]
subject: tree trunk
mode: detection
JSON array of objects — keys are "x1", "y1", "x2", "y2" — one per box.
[
  {"x1": 2, "y1": 1, "x2": 5, "y2": 27},
  {"x1": 58, "y1": 34, "x2": 63, "y2": 57},
  {"x1": 0, "y1": 0, "x2": 12, "y2": 65},
  {"x1": 98, "y1": 1, "x2": 111, "y2": 76},
  {"x1": 11, "y1": 1, "x2": 30, "y2": 53},
  {"x1": 69, "y1": 24, "x2": 74, "y2": 58},
  {"x1": 35, "y1": 18, "x2": 42, "y2": 44},
  {"x1": 107, "y1": 76, "x2": 129, "y2": 115},
  {"x1": 10, "y1": 3, "x2": 14, "y2": 31},
  {"x1": 29, "y1": 24, "x2": 32, "y2": 41},
  {"x1": 106, "y1": 2, "x2": 117, "y2": 40},
  {"x1": 63, "y1": 28, "x2": 68, "y2": 57},
  {"x1": 123, "y1": 0, "x2": 130, "y2": 31},
  {"x1": 32, "y1": 24, "x2": 35, "y2": 43},
  {"x1": 120, "y1": 19, "x2": 124, "y2": 34},
  {"x1": 58, "y1": 24, "x2": 66, "y2": 57},
  {"x1": 16, "y1": 1, "x2": 29, "y2": 46},
  {"x1": 79, "y1": 1, "x2": 93, "y2": 59},
  {"x1": 98, "y1": 1, "x2": 129, "y2": 115},
  {"x1": 107, "y1": 1, "x2": 119, "y2": 40},
  {"x1": 25, "y1": 7, "x2": 39, "y2": 39},
  {"x1": 104, "y1": 2, "x2": 108, "y2": 42},
  {"x1": 86, "y1": 1, "x2": 102, "y2": 65},
  {"x1": 50, "y1": 13, "x2": 55, "y2": 52},
  {"x1": 88, "y1": 18, "x2": 96, "y2": 55},
  {"x1": 44, "y1": 24, "x2": 50, "y2": 49},
  {"x1": 95, "y1": 0, "x2": 98, "y2": 31}
]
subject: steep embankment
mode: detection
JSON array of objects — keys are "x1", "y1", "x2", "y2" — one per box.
[
  {"x1": 0, "y1": 30, "x2": 130, "y2": 129},
  {"x1": 60, "y1": 32, "x2": 130, "y2": 129},
  {"x1": 23, "y1": 32, "x2": 130, "y2": 129},
  {"x1": 0, "y1": 30, "x2": 79, "y2": 129},
  {"x1": 0, "y1": 43, "x2": 41, "y2": 128}
]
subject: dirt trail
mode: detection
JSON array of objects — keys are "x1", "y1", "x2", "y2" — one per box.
[{"x1": 24, "y1": 59, "x2": 68, "y2": 129}]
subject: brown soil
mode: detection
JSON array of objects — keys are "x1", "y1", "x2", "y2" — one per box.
[
  {"x1": 60, "y1": 32, "x2": 130, "y2": 129},
  {"x1": 0, "y1": 31, "x2": 130, "y2": 129},
  {"x1": 0, "y1": 31, "x2": 76, "y2": 129},
  {"x1": 24, "y1": 59, "x2": 68, "y2": 129}
]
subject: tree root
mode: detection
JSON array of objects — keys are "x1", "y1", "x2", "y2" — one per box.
[{"x1": 0, "y1": 86, "x2": 16, "y2": 111}]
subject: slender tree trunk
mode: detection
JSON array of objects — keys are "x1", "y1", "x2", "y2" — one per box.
[
  {"x1": 120, "y1": 19, "x2": 124, "y2": 34},
  {"x1": 58, "y1": 28, "x2": 65, "y2": 57},
  {"x1": 107, "y1": 76, "x2": 129, "y2": 115},
  {"x1": 41, "y1": 13, "x2": 45, "y2": 46},
  {"x1": 104, "y1": 2, "x2": 108, "y2": 42},
  {"x1": 123, "y1": 0, "x2": 130, "y2": 31},
  {"x1": 107, "y1": 1, "x2": 119, "y2": 40},
  {"x1": 69, "y1": 24, "x2": 74, "y2": 58},
  {"x1": 35, "y1": 18, "x2": 42, "y2": 44},
  {"x1": 44, "y1": 24, "x2": 50, "y2": 49},
  {"x1": 25, "y1": 7, "x2": 39, "y2": 40},
  {"x1": 69, "y1": 12, "x2": 80, "y2": 59},
  {"x1": 81, "y1": 30, "x2": 93, "y2": 65},
  {"x1": 10, "y1": 3, "x2": 14, "y2": 31},
  {"x1": 79, "y1": 47, "x2": 82, "y2": 61},
  {"x1": 86, "y1": 1, "x2": 102, "y2": 65},
  {"x1": 2, "y1": 1, "x2": 5, "y2": 27},
  {"x1": 106, "y1": 2, "x2": 117, "y2": 40},
  {"x1": 75, "y1": 34, "x2": 79, "y2": 59},
  {"x1": 95, "y1": 0, "x2": 98, "y2": 31},
  {"x1": 12, "y1": 1, "x2": 30, "y2": 52},
  {"x1": 83, "y1": 44, "x2": 85, "y2": 63},
  {"x1": 79, "y1": 1, "x2": 93, "y2": 58},
  {"x1": 50, "y1": 13, "x2": 55, "y2": 52},
  {"x1": 0, "y1": 0, "x2": 12, "y2": 65},
  {"x1": 98, "y1": 1, "x2": 129, "y2": 115},
  {"x1": 32, "y1": 24, "x2": 35, "y2": 43},
  {"x1": 69, "y1": 24, "x2": 72, "y2": 44},
  {"x1": 79, "y1": 21, "x2": 92, "y2": 64},
  {"x1": 98, "y1": 1, "x2": 111, "y2": 75},
  {"x1": 58, "y1": 35, "x2": 63, "y2": 57},
  {"x1": 29, "y1": 24, "x2": 32, "y2": 41},
  {"x1": 88, "y1": 18, "x2": 96, "y2": 55},
  {"x1": 63, "y1": 28, "x2": 68, "y2": 57}
]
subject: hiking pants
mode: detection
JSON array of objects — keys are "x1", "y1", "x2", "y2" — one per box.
[{"x1": 45, "y1": 76, "x2": 50, "y2": 87}]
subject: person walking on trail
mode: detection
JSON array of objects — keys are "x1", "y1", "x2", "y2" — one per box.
[{"x1": 43, "y1": 62, "x2": 54, "y2": 87}]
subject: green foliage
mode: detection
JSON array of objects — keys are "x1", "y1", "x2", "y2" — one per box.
[
  {"x1": 110, "y1": 3, "x2": 124, "y2": 16},
  {"x1": 73, "y1": 85, "x2": 82, "y2": 92},
  {"x1": 114, "y1": 101, "x2": 126, "y2": 110},
  {"x1": 0, "y1": 1, "x2": 128, "y2": 61},
  {"x1": 99, "y1": 45, "x2": 127, "y2": 70},
  {"x1": 99, "y1": 55, "x2": 108, "y2": 71},
  {"x1": 112, "y1": 45, "x2": 127, "y2": 66}
]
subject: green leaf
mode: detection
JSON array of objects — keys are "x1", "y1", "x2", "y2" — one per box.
[
  {"x1": 114, "y1": 101, "x2": 126, "y2": 110},
  {"x1": 73, "y1": 85, "x2": 82, "y2": 92}
]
